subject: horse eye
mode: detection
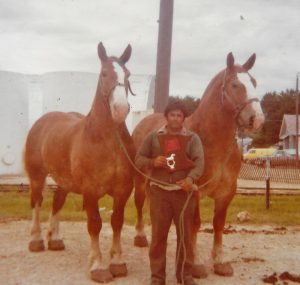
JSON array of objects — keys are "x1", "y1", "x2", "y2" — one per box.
[
  {"x1": 102, "y1": 71, "x2": 108, "y2": 77},
  {"x1": 232, "y1": 83, "x2": 238, "y2": 88}
]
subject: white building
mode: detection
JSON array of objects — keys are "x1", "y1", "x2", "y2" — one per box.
[
  {"x1": 0, "y1": 71, "x2": 29, "y2": 175},
  {"x1": 279, "y1": 114, "x2": 300, "y2": 152},
  {"x1": 0, "y1": 71, "x2": 154, "y2": 175},
  {"x1": 127, "y1": 74, "x2": 155, "y2": 132}
]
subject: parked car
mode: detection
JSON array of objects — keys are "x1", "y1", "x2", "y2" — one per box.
[
  {"x1": 255, "y1": 149, "x2": 297, "y2": 167},
  {"x1": 283, "y1": 148, "x2": 298, "y2": 158},
  {"x1": 243, "y1": 148, "x2": 277, "y2": 162}
]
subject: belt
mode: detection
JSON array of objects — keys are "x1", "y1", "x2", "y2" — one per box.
[{"x1": 150, "y1": 181, "x2": 182, "y2": 191}]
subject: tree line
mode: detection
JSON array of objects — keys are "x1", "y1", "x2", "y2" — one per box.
[{"x1": 170, "y1": 89, "x2": 299, "y2": 147}]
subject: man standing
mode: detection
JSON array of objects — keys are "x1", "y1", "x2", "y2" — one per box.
[{"x1": 135, "y1": 101, "x2": 204, "y2": 285}]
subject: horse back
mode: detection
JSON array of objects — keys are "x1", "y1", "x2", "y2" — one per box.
[{"x1": 24, "y1": 111, "x2": 83, "y2": 186}]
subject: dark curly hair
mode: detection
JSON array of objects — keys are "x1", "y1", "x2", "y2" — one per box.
[{"x1": 164, "y1": 100, "x2": 188, "y2": 118}]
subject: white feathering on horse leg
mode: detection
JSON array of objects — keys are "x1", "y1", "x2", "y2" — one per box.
[
  {"x1": 110, "y1": 239, "x2": 124, "y2": 264},
  {"x1": 110, "y1": 253, "x2": 124, "y2": 264},
  {"x1": 135, "y1": 227, "x2": 146, "y2": 237},
  {"x1": 31, "y1": 204, "x2": 42, "y2": 241},
  {"x1": 88, "y1": 237, "x2": 106, "y2": 271},
  {"x1": 212, "y1": 244, "x2": 223, "y2": 264},
  {"x1": 47, "y1": 212, "x2": 60, "y2": 241}
]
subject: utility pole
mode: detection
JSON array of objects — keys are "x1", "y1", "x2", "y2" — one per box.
[
  {"x1": 296, "y1": 73, "x2": 300, "y2": 163},
  {"x1": 154, "y1": 0, "x2": 174, "y2": 113}
]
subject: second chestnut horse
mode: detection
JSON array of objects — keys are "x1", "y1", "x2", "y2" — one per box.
[{"x1": 132, "y1": 52, "x2": 265, "y2": 277}]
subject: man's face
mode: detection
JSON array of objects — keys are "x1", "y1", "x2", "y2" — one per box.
[{"x1": 166, "y1": 109, "x2": 185, "y2": 130}]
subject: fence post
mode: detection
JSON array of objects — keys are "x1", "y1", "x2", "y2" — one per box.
[{"x1": 265, "y1": 159, "x2": 271, "y2": 209}]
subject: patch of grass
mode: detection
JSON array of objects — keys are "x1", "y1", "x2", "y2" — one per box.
[
  {"x1": 0, "y1": 189, "x2": 143, "y2": 224},
  {"x1": 200, "y1": 195, "x2": 300, "y2": 226},
  {"x1": 0, "y1": 189, "x2": 299, "y2": 226}
]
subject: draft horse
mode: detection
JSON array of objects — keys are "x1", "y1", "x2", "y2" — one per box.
[
  {"x1": 132, "y1": 53, "x2": 265, "y2": 277},
  {"x1": 24, "y1": 42, "x2": 135, "y2": 283}
]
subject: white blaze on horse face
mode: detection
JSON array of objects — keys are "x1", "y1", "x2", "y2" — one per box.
[
  {"x1": 237, "y1": 73, "x2": 265, "y2": 131},
  {"x1": 110, "y1": 62, "x2": 129, "y2": 123}
]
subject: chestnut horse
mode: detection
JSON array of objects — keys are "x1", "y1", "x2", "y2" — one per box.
[
  {"x1": 132, "y1": 53, "x2": 265, "y2": 277},
  {"x1": 24, "y1": 43, "x2": 135, "y2": 283}
]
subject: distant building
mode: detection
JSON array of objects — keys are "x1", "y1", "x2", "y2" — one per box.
[
  {"x1": 279, "y1": 114, "x2": 300, "y2": 150},
  {"x1": 0, "y1": 71, "x2": 154, "y2": 175},
  {"x1": 0, "y1": 71, "x2": 29, "y2": 175},
  {"x1": 127, "y1": 74, "x2": 155, "y2": 133},
  {"x1": 237, "y1": 137, "x2": 253, "y2": 154}
]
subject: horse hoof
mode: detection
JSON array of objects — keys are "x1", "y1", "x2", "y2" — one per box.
[
  {"x1": 192, "y1": 264, "x2": 208, "y2": 279},
  {"x1": 91, "y1": 269, "x2": 114, "y2": 283},
  {"x1": 48, "y1": 239, "x2": 65, "y2": 251},
  {"x1": 109, "y1": 263, "x2": 128, "y2": 277},
  {"x1": 134, "y1": 235, "x2": 148, "y2": 247},
  {"x1": 29, "y1": 240, "x2": 45, "y2": 252},
  {"x1": 214, "y1": 262, "x2": 234, "y2": 276}
]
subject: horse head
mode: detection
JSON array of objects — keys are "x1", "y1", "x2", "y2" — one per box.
[
  {"x1": 97, "y1": 42, "x2": 134, "y2": 124},
  {"x1": 220, "y1": 52, "x2": 265, "y2": 132}
]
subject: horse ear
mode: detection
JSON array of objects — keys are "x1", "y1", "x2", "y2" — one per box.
[
  {"x1": 119, "y1": 44, "x2": 132, "y2": 64},
  {"x1": 227, "y1": 52, "x2": 234, "y2": 69},
  {"x1": 98, "y1": 42, "x2": 108, "y2": 62},
  {"x1": 242, "y1": 53, "x2": 256, "y2": 71}
]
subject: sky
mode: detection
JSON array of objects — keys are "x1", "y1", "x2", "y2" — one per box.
[{"x1": 0, "y1": 0, "x2": 300, "y2": 99}]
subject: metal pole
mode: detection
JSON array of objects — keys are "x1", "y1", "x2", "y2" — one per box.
[
  {"x1": 154, "y1": 0, "x2": 174, "y2": 113},
  {"x1": 266, "y1": 178, "x2": 270, "y2": 209},
  {"x1": 296, "y1": 73, "x2": 299, "y2": 163},
  {"x1": 265, "y1": 159, "x2": 270, "y2": 209}
]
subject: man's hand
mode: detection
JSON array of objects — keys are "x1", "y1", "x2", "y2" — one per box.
[
  {"x1": 153, "y1": 156, "x2": 168, "y2": 168},
  {"x1": 176, "y1": 178, "x2": 193, "y2": 192}
]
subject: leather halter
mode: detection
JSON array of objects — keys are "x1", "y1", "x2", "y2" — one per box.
[
  {"x1": 221, "y1": 69, "x2": 260, "y2": 127},
  {"x1": 100, "y1": 59, "x2": 136, "y2": 117},
  {"x1": 110, "y1": 57, "x2": 136, "y2": 97}
]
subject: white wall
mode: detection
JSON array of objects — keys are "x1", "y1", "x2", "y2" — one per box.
[
  {"x1": 0, "y1": 71, "x2": 154, "y2": 175},
  {"x1": 41, "y1": 72, "x2": 98, "y2": 115},
  {"x1": 0, "y1": 71, "x2": 29, "y2": 175}
]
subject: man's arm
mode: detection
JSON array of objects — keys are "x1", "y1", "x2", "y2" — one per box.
[
  {"x1": 135, "y1": 131, "x2": 168, "y2": 170},
  {"x1": 135, "y1": 132, "x2": 154, "y2": 170}
]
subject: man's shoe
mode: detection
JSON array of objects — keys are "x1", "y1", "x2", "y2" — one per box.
[
  {"x1": 150, "y1": 278, "x2": 165, "y2": 285},
  {"x1": 178, "y1": 277, "x2": 199, "y2": 285}
]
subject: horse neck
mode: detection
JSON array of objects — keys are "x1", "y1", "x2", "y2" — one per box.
[
  {"x1": 86, "y1": 80, "x2": 115, "y2": 136},
  {"x1": 186, "y1": 71, "x2": 237, "y2": 147}
]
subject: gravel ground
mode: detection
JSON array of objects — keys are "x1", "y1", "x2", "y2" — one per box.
[{"x1": 0, "y1": 220, "x2": 300, "y2": 285}]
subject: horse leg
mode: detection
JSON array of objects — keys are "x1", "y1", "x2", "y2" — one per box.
[
  {"x1": 109, "y1": 194, "x2": 129, "y2": 277},
  {"x1": 212, "y1": 194, "x2": 234, "y2": 277},
  {"x1": 133, "y1": 174, "x2": 148, "y2": 247},
  {"x1": 84, "y1": 194, "x2": 113, "y2": 283},
  {"x1": 192, "y1": 199, "x2": 208, "y2": 279},
  {"x1": 47, "y1": 186, "x2": 67, "y2": 250},
  {"x1": 28, "y1": 175, "x2": 46, "y2": 252}
]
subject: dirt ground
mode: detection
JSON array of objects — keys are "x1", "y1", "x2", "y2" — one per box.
[{"x1": 0, "y1": 220, "x2": 300, "y2": 285}]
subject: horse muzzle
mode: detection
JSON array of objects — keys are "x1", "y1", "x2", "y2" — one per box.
[{"x1": 111, "y1": 103, "x2": 130, "y2": 123}]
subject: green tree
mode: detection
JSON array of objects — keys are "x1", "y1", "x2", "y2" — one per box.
[
  {"x1": 252, "y1": 89, "x2": 297, "y2": 147},
  {"x1": 168, "y1": 95, "x2": 200, "y2": 116}
]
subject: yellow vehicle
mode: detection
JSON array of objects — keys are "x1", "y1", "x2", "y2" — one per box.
[{"x1": 243, "y1": 148, "x2": 277, "y2": 161}]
